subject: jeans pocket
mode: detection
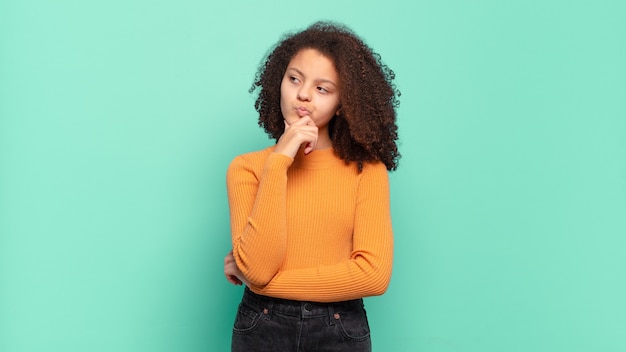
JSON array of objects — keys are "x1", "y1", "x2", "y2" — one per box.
[
  {"x1": 232, "y1": 302, "x2": 262, "y2": 335},
  {"x1": 336, "y1": 304, "x2": 371, "y2": 342}
]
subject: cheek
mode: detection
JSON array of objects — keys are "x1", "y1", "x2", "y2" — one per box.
[
  {"x1": 280, "y1": 80, "x2": 293, "y2": 102},
  {"x1": 327, "y1": 99, "x2": 341, "y2": 115},
  {"x1": 279, "y1": 83, "x2": 292, "y2": 120},
  {"x1": 279, "y1": 82, "x2": 288, "y2": 105}
]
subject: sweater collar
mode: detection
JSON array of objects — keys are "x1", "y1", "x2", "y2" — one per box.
[{"x1": 291, "y1": 147, "x2": 344, "y2": 169}]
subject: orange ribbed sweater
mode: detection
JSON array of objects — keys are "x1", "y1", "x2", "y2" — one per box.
[{"x1": 227, "y1": 146, "x2": 393, "y2": 303}]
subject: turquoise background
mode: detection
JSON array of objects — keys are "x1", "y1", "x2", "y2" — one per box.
[{"x1": 1, "y1": 0, "x2": 625, "y2": 351}]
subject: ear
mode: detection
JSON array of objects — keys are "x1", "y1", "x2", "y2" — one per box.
[{"x1": 335, "y1": 107, "x2": 342, "y2": 116}]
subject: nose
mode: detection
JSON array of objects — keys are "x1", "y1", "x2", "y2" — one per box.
[{"x1": 297, "y1": 86, "x2": 311, "y2": 101}]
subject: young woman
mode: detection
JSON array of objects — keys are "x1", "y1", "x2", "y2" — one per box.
[{"x1": 224, "y1": 21, "x2": 400, "y2": 351}]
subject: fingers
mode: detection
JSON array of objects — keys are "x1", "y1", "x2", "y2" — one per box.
[
  {"x1": 224, "y1": 265, "x2": 243, "y2": 286},
  {"x1": 303, "y1": 139, "x2": 316, "y2": 155},
  {"x1": 224, "y1": 250, "x2": 244, "y2": 286},
  {"x1": 287, "y1": 116, "x2": 315, "y2": 127},
  {"x1": 276, "y1": 117, "x2": 318, "y2": 158},
  {"x1": 224, "y1": 250, "x2": 235, "y2": 265},
  {"x1": 293, "y1": 117, "x2": 317, "y2": 154},
  {"x1": 226, "y1": 274, "x2": 242, "y2": 285}
]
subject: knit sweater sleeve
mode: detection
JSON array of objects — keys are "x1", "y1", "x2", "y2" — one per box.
[
  {"x1": 250, "y1": 162, "x2": 394, "y2": 302},
  {"x1": 226, "y1": 151, "x2": 293, "y2": 286}
]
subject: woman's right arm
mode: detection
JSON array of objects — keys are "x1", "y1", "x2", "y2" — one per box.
[
  {"x1": 226, "y1": 152, "x2": 293, "y2": 286},
  {"x1": 227, "y1": 117, "x2": 318, "y2": 286}
]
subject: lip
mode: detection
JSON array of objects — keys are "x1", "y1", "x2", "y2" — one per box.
[{"x1": 296, "y1": 106, "x2": 310, "y2": 117}]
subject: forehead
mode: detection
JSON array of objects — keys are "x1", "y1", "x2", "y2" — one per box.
[{"x1": 286, "y1": 48, "x2": 338, "y2": 81}]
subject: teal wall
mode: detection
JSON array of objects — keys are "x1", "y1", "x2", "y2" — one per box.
[{"x1": 1, "y1": 1, "x2": 625, "y2": 351}]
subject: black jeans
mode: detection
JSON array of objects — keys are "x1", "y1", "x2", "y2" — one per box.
[{"x1": 231, "y1": 287, "x2": 372, "y2": 352}]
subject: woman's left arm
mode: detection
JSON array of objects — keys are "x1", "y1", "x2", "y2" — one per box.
[{"x1": 249, "y1": 163, "x2": 394, "y2": 302}]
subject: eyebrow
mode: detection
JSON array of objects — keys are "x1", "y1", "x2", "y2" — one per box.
[{"x1": 287, "y1": 67, "x2": 337, "y2": 87}]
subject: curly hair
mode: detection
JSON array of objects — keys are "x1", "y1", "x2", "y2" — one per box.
[{"x1": 250, "y1": 21, "x2": 400, "y2": 171}]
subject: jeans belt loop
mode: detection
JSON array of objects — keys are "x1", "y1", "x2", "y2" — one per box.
[{"x1": 328, "y1": 305, "x2": 336, "y2": 326}]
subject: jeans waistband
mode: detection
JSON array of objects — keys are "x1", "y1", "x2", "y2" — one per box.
[{"x1": 242, "y1": 286, "x2": 363, "y2": 319}]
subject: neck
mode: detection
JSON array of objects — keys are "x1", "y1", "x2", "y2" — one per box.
[{"x1": 315, "y1": 126, "x2": 332, "y2": 150}]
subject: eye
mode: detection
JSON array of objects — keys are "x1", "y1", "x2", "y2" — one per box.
[
  {"x1": 289, "y1": 76, "x2": 301, "y2": 83},
  {"x1": 317, "y1": 86, "x2": 329, "y2": 93}
]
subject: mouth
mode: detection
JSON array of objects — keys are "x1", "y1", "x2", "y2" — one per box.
[{"x1": 296, "y1": 106, "x2": 310, "y2": 117}]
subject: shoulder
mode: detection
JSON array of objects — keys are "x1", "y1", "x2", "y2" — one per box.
[
  {"x1": 356, "y1": 161, "x2": 390, "y2": 189},
  {"x1": 229, "y1": 147, "x2": 274, "y2": 168},
  {"x1": 227, "y1": 147, "x2": 274, "y2": 177},
  {"x1": 360, "y1": 161, "x2": 389, "y2": 178}
]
